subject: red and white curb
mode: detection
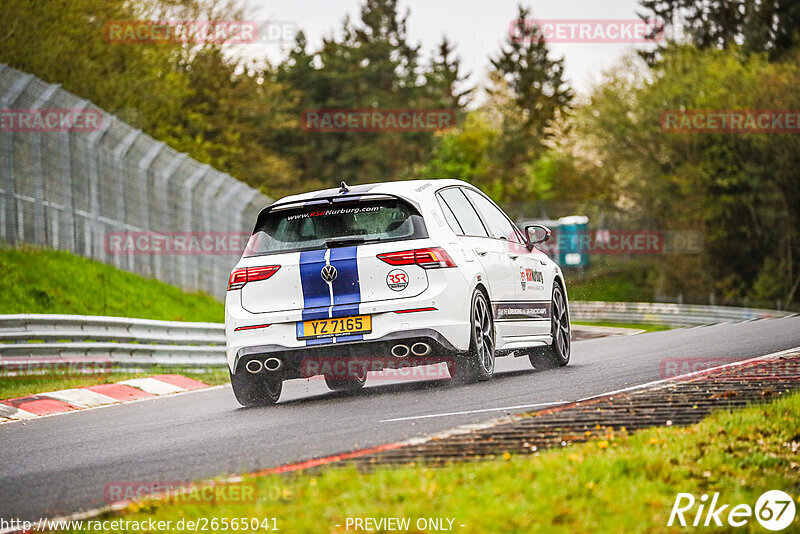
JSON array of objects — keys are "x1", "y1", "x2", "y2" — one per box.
[{"x1": 0, "y1": 374, "x2": 209, "y2": 423}]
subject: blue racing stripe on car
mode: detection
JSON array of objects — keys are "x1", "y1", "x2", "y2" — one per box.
[
  {"x1": 299, "y1": 247, "x2": 365, "y2": 345},
  {"x1": 329, "y1": 246, "x2": 360, "y2": 316},
  {"x1": 299, "y1": 249, "x2": 331, "y2": 321},
  {"x1": 329, "y1": 246, "x2": 363, "y2": 342}
]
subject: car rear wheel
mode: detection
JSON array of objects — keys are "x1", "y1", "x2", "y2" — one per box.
[
  {"x1": 454, "y1": 289, "x2": 496, "y2": 382},
  {"x1": 324, "y1": 362, "x2": 367, "y2": 391},
  {"x1": 229, "y1": 368, "x2": 282, "y2": 406},
  {"x1": 528, "y1": 283, "x2": 570, "y2": 369}
]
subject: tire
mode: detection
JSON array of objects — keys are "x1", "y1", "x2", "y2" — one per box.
[
  {"x1": 454, "y1": 289, "x2": 496, "y2": 382},
  {"x1": 229, "y1": 368, "x2": 282, "y2": 406},
  {"x1": 324, "y1": 361, "x2": 367, "y2": 392},
  {"x1": 529, "y1": 282, "x2": 570, "y2": 369}
]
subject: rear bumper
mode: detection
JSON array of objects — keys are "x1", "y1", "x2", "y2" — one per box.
[
  {"x1": 225, "y1": 269, "x2": 473, "y2": 371},
  {"x1": 232, "y1": 328, "x2": 459, "y2": 377}
]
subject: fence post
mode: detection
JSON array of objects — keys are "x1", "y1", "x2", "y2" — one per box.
[
  {"x1": 85, "y1": 111, "x2": 112, "y2": 260},
  {"x1": 28, "y1": 82, "x2": 61, "y2": 246},
  {"x1": 181, "y1": 164, "x2": 211, "y2": 291},
  {"x1": 0, "y1": 70, "x2": 35, "y2": 245},
  {"x1": 137, "y1": 142, "x2": 163, "y2": 277},
  {"x1": 200, "y1": 172, "x2": 228, "y2": 295},
  {"x1": 111, "y1": 128, "x2": 141, "y2": 272},
  {"x1": 153, "y1": 153, "x2": 186, "y2": 285}
]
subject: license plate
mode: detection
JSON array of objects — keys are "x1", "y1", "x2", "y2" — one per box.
[{"x1": 297, "y1": 315, "x2": 372, "y2": 339}]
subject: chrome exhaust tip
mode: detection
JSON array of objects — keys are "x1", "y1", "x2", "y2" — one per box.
[
  {"x1": 391, "y1": 344, "x2": 410, "y2": 358},
  {"x1": 411, "y1": 342, "x2": 431, "y2": 356},
  {"x1": 245, "y1": 360, "x2": 263, "y2": 374},
  {"x1": 264, "y1": 357, "x2": 283, "y2": 371}
]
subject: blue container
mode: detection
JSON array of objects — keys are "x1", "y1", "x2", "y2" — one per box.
[{"x1": 556, "y1": 216, "x2": 589, "y2": 267}]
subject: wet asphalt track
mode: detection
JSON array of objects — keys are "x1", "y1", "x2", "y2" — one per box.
[{"x1": 1, "y1": 315, "x2": 799, "y2": 521}]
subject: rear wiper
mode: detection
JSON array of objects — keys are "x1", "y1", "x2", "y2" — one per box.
[
  {"x1": 324, "y1": 237, "x2": 366, "y2": 248},
  {"x1": 324, "y1": 236, "x2": 384, "y2": 248}
]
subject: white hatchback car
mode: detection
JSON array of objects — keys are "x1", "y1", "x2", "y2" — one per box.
[{"x1": 225, "y1": 179, "x2": 570, "y2": 405}]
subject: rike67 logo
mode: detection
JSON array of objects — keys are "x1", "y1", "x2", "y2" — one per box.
[{"x1": 669, "y1": 490, "x2": 796, "y2": 530}]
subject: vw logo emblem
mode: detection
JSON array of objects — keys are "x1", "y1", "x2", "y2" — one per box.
[{"x1": 320, "y1": 264, "x2": 338, "y2": 282}]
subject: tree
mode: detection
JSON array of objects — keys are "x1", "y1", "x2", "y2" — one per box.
[
  {"x1": 574, "y1": 46, "x2": 800, "y2": 307},
  {"x1": 489, "y1": 5, "x2": 573, "y2": 142},
  {"x1": 484, "y1": 5, "x2": 573, "y2": 203},
  {"x1": 638, "y1": 0, "x2": 800, "y2": 61},
  {"x1": 425, "y1": 37, "x2": 472, "y2": 109},
  {"x1": 276, "y1": 0, "x2": 468, "y2": 190}
]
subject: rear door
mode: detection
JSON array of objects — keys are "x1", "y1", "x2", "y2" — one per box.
[
  {"x1": 436, "y1": 187, "x2": 518, "y2": 338},
  {"x1": 462, "y1": 189, "x2": 551, "y2": 337}
]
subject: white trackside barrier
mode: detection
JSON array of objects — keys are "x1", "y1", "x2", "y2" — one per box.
[
  {"x1": 570, "y1": 301, "x2": 794, "y2": 326},
  {"x1": 0, "y1": 314, "x2": 225, "y2": 368},
  {"x1": 0, "y1": 303, "x2": 794, "y2": 369}
]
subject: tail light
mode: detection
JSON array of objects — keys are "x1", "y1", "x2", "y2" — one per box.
[
  {"x1": 227, "y1": 265, "x2": 280, "y2": 290},
  {"x1": 377, "y1": 247, "x2": 456, "y2": 269}
]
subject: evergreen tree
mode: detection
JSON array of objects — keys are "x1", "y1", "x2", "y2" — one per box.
[{"x1": 638, "y1": 0, "x2": 800, "y2": 61}]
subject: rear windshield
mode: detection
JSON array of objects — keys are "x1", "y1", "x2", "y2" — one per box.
[{"x1": 244, "y1": 198, "x2": 426, "y2": 256}]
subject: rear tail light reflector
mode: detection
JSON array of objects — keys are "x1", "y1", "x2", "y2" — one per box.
[
  {"x1": 377, "y1": 247, "x2": 456, "y2": 269},
  {"x1": 393, "y1": 307, "x2": 438, "y2": 314},
  {"x1": 227, "y1": 265, "x2": 281, "y2": 290}
]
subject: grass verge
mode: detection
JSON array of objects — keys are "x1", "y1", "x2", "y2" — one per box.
[
  {"x1": 0, "y1": 367, "x2": 228, "y2": 399},
  {"x1": 60, "y1": 391, "x2": 800, "y2": 533},
  {"x1": 0, "y1": 246, "x2": 224, "y2": 321}
]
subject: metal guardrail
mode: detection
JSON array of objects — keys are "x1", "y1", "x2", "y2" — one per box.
[
  {"x1": 571, "y1": 301, "x2": 794, "y2": 326},
  {"x1": 0, "y1": 303, "x2": 795, "y2": 369},
  {"x1": 0, "y1": 314, "x2": 225, "y2": 369}
]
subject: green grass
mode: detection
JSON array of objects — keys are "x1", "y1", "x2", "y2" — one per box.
[
  {"x1": 572, "y1": 321, "x2": 673, "y2": 333},
  {"x1": 0, "y1": 367, "x2": 229, "y2": 399},
  {"x1": 0, "y1": 246, "x2": 223, "y2": 321},
  {"x1": 62, "y1": 390, "x2": 800, "y2": 533},
  {"x1": 566, "y1": 260, "x2": 658, "y2": 302}
]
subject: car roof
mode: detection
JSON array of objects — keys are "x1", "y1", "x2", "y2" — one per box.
[{"x1": 269, "y1": 179, "x2": 474, "y2": 209}]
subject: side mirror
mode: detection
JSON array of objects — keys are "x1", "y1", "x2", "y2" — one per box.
[{"x1": 524, "y1": 224, "x2": 551, "y2": 250}]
